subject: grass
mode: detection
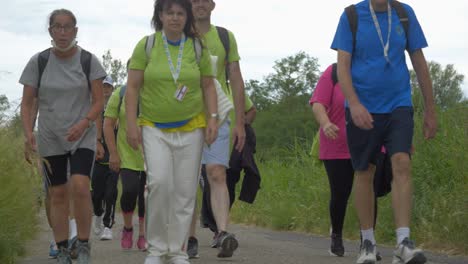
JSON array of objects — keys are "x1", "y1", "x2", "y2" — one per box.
[
  {"x1": 230, "y1": 107, "x2": 468, "y2": 255},
  {"x1": 0, "y1": 128, "x2": 40, "y2": 264}
]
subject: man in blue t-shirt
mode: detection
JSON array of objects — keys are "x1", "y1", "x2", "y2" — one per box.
[{"x1": 331, "y1": 0, "x2": 437, "y2": 264}]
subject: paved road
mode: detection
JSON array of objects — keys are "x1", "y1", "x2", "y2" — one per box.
[{"x1": 19, "y1": 212, "x2": 467, "y2": 264}]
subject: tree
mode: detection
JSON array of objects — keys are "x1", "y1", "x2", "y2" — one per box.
[
  {"x1": 245, "y1": 79, "x2": 273, "y2": 111},
  {"x1": 0, "y1": 94, "x2": 10, "y2": 125},
  {"x1": 101, "y1": 50, "x2": 127, "y2": 87},
  {"x1": 411, "y1": 61, "x2": 465, "y2": 110},
  {"x1": 264, "y1": 51, "x2": 320, "y2": 102}
]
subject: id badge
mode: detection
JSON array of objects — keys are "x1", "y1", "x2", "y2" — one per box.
[{"x1": 174, "y1": 84, "x2": 189, "y2": 102}]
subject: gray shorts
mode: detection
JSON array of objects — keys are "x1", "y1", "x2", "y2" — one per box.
[{"x1": 201, "y1": 120, "x2": 230, "y2": 167}]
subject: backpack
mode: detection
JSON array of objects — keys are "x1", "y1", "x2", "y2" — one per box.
[
  {"x1": 215, "y1": 26, "x2": 230, "y2": 86},
  {"x1": 345, "y1": 0, "x2": 409, "y2": 52},
  {"x1": 331, "y1": 63, "x2": 338, "y2": 87},
  {"x1": 37, "y1": 48, "x2": 92, "y2": 96}
]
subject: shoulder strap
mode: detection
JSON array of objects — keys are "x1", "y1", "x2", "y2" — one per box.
[
  {"x1": 37, "y1": 48, "x2": 51, "y2": 95},
  {"x1": 216, "y1": 26, "x2": 230, "y2": 85},
  {"x1": 80, "y1": 48, "x2": 92, "y2": 91},
  {"x1": 390, "y1": 0, "x2": 409, "y2": 50},
  {"x1": 117, "y1": 85, "x2": 127, "y2": 117},
  {"x1": 145, "y1": 34, "x2": 156, "y2": 61},
  {"x1": 345, "y1": 5, "x2": 358, "y2": 53},
  {"x1": 193, "y1": 37, "x2": 202, "y2": 65},
  {"x1": 331, "y1": 63, "x2": 338, "y2": 86}
]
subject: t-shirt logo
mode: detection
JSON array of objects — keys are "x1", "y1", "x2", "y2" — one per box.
[{"x1": 396, "y1": 25, "x2": 404, "y2": 36}]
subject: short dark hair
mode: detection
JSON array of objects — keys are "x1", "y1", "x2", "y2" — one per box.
[
  {"x1": 151, "y1": 0, "x2": 198, "y2": 39},
  {"x1": 49, "y1": 9, "x2": 77, "y2": 27}
]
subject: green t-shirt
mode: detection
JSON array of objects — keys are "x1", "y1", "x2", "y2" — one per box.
[
  {"x1": 104, "y1": 87, "x2": 145, "y2": 171},
  {"x1": 129, "y1": 32, "x2": 214, "y2": 123}
]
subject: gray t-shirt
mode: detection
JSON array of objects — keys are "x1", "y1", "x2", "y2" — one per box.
[{"x1": 20, "y1": 47, "x2": 106, "y2": 157}]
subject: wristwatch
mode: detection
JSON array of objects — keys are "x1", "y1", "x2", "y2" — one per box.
[{"x1": 210, "y1": 113, "x2": 219, "y2": 119}]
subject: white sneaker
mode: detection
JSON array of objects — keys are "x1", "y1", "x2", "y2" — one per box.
[
  {"x1": 357, "y1": 239, "x2": 377, "y2": 264},
  {"x1": 100, "y1": 227, "x2": 113, "y2": 240},
  {"x1": 392, "y1": 238, "x2": 427, "y2": 264},
  {"x1": 144, "y1": 256, "x2": 164, "y2": 264},
  {"x1": 93, "y1": 215, "x2": 103, "y2": 236}
]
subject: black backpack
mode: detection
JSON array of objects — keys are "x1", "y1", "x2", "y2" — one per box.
[
  {"x1": 345, "y1": 0, "x2": 409, "y2": 52},
  {"x1": 37, "y1": 48, "x2": 92, "y2": 95},
  {"x1": 215, "y1": 26, "x2": 231, "y2": 86}
]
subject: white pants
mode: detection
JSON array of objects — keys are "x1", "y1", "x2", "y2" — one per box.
[{"x1": 142, "y1": 126, "x2": 204, "y2": 260}]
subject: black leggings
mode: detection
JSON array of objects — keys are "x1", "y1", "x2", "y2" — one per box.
[
  {"x1": 120, "y1": 169, "x2": 146, "y2": 218},
  {"x1": 91, "y1": 162, "x2": 119, "y2": 228},
  {"x1": 323, "y1": 159, "x2": 355, "y2": 235}
]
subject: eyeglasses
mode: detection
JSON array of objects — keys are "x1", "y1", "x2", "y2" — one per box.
[{"x1": 50, "y1": 24, "x2": 75, "y2": 33}]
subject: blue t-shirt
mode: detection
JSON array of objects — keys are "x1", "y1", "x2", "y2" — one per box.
[{"x1": 331, "y1": 0, "x2": 428, "y2": 113}]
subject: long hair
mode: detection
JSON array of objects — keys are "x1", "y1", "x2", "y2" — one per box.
[{"x1": 151, "y1": 0, "x2": 198, "y2": 39}]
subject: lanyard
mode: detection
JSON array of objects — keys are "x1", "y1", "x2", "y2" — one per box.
[
  {"x1": 369, "y1": 0, "x2": 392, "y2": 63},
  {"x1": 162, "y1": 31, "x2": 186, "y2": 86}
]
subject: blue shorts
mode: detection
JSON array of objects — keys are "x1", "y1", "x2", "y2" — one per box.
[
  {"x1": 202, "y1": 120, "x2": 230, "y2": 167},
  {"x1": 346, "y1": 107, "x2": 414, "y2": 171}
]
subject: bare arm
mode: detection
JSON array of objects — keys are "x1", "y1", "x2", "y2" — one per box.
[
  {"x1": 21, "y1": 86, "x2": 37, "y2": 163},
  {"x1": 228, "y1": 61, "x2": 246, "y2": 151},
  {"x1": 66, "y1": 78, "x2": 104, "y2": 142},
  {"x1": 125, "y1": 69, "x2": 144, "y2": 150},
  {"x1": 312, "y1": 103, "x2": 339, "y2": 140},
  {"x1": 337, "y1": 50, "x2": 373, "y2": 130},
  {"x1": 245, "y1": 106, "x2": 257, "y2": 125},
  {"x1": 104, "y1": 117, "x2": 120, "y2": 172},
  {"x1": 410, "y1": 49, "x2": 437, "y2": 139},
  {"x1": 202, "y1": 76, "x2": 218, "y2": 145}
]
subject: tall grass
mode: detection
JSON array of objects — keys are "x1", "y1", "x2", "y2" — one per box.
[
  {"x1": 0, "y1": 127, "x2": 40, "y2": 264},
  {"x1": 230, "y1": 107, "x2": 467, "y2": 254}
]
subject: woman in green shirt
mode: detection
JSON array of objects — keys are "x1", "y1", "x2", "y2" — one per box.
[{"x1": 125, "y1": 0, "x2": 217, "y2": 263}]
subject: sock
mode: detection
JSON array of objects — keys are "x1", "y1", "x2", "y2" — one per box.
[
  {"x1": 361, "y1": 228, "x2": 376, "y2": 245},
  {"x1": 69, "y1": 219, "x2": 77, "y2": 240},
  {"x1": 57, "y1": 240, "x2": 68, "y2": 249},
  {"x1": 396, "y1": 227, "x2": 410, "y2": 244}
]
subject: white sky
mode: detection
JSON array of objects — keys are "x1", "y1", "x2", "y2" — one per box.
[{"x1": 1, "y1": 0, "x2": 467, "y2": 106}]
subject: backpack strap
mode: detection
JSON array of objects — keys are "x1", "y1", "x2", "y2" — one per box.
[
  {"x1": 216, "y1": 26, "x2": 230, "y2": 85},
  {"x1": 145, "y1": 34, "x2": 156, "y2": 61},
  {"x1": 193, "y1": 37, "x2": 202, "y2": 65},
  {"x1": 80, "y1": 48, "x2": 92, "y2": 91},
  {"x1": 331, "y1": 63, "x2": 338, "y2": 87},
  {"x1": 345, "y1": 5, "x2": 358, "y2": 53},
  {"x1": 37, "y1": 48, "x2": 51, "y2": 96},
  {"x1": 390, "y1": 0, "x2": 409, "y2": 50},
  {"x1": 117, "y1": 85, "x2": 127, "y2": 117}
]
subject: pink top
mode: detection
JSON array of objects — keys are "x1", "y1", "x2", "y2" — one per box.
[{"x1": 309, "y1": 64, "x2": 350, "y2": 160}]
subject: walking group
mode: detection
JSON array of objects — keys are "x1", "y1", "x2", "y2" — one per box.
[{"x1": 20, "y1": 0, "x2": 437, "y2": 264}]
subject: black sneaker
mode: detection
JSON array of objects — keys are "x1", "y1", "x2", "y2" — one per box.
[
  {"x1": 376, "y1": 251, "x2": 382, "y2": 261},
  {"x1": 210, "y1": 232, "x2": 219, "y2": 248},
  {"x1": 187, "y1": 236, "x2": 199, "y2": 259},
  {"x1": 216, "y1": 231, "x2": 238, "y2": 258},
  {"x1": 56, "y1": 248, "x2": 72, "y2": 264},
  {"x1": 329, "y1": 233, "x2": 345, "y2": 257},
  {"x1": 68, "y1": 236, "x2": 78, "y2": 259}
]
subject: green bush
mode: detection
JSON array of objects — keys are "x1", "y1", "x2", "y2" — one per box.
[
  {"x1": 231, "y1": 106, "x2": 468, "y2": 254},
  {"x1": 0, "y1": 129, "x2": 39, "y2": 264}
]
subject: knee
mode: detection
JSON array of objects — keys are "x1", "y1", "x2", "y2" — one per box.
[
  {"x1": 50, "y1": 185, "x2": 67, "y2": 203},
  {"x1": 72, "y1": 179, "x2": 91, "y2": 200},
  {"x1": 207, "y1": 165, "x2": 226, "y2": 186},
  {"x1": 391, "y1": 153, "x2": 411, "y2": 182},
  {"x1": 356, "y1": 166, "x2": 375, "y2": 185}
]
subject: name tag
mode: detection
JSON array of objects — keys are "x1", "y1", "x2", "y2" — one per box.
[{"x1": 174, "y1": 85, "x2": 188, "y2": 102}]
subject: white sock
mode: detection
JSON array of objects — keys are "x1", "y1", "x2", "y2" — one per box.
[
  {"x1": 361, "y1": 228, "x2": 376, "y2": 245},
  {"x1": 69, "y1": 219, "x2": 77, "y2": 240},
  {"x1": 396, "y1": 227, "x2": 410, "y2": 244}
]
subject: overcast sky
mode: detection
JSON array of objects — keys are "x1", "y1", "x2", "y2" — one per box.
[{"x1": 1, "y1": 0, "x2": 467, "y2": 106}]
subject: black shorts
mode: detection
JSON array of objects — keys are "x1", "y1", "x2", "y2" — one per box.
[
  {"x1": 346, "y1": 106, "x2": 414, "y2": 171},
  {"x1": 43, "y1": 148, "x2": 95, "y2": 186}
]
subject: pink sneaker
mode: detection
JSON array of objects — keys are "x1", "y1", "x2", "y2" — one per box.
[
  {"x1": 121, "y1": 229, "x2": 133, "y2": 250},
  {"x1": 137, "y1": 236, "x2": 147, "y2": 251}
]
